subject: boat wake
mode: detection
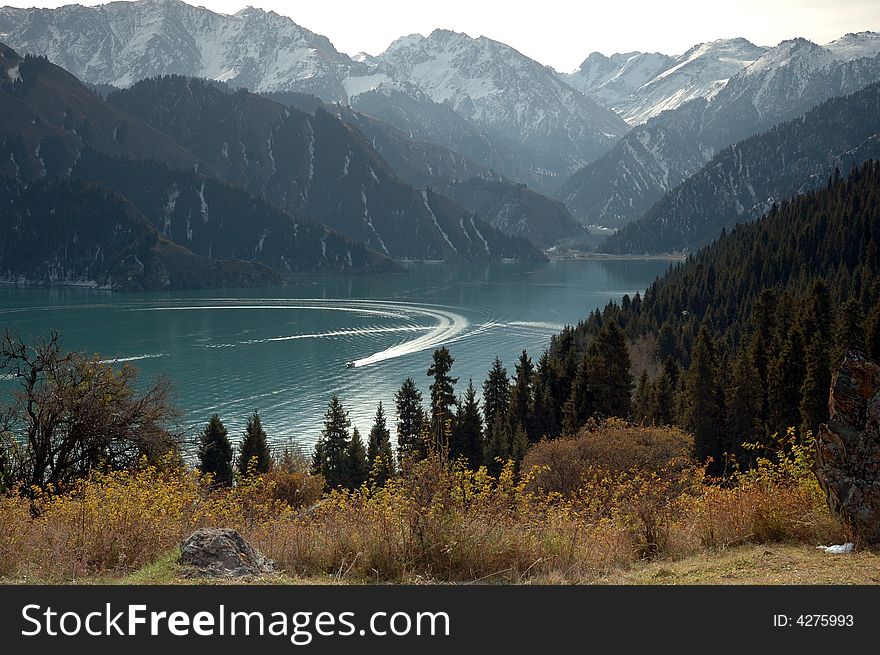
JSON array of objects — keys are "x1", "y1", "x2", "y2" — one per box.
[
  {"x1": 349, "y1": 303, "x2": 469, "y2": 368},
  {"x1": 129, "y1": 299, "x2": 472, "y2": 368}
]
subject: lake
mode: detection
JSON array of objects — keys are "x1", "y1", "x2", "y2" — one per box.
[{"x1": 0, "y1": 259, "x2": 669, "y2": 452}]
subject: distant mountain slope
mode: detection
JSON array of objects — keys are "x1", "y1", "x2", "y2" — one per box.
[
  {"x1": 107, "y1": 75, "x2": 542, "y2": 262},
  {"x1": 564, "y1": 39, "x2": 765, "y2": 125},
  {"x1": 434, "y1": 178, "x2": 585, "y2": 248},
  {"x1": 602, "y1": 82, "x2": 880, "y2": 254},
  {"x1": 377, "y1": 29, "x2": 629, "y2": 189},
  {"x1": 0, "y1": 176, "x2": 282, "y2": 291},
  {"x1": 563, "y1": 51, "x2": 674, "y2": 110},
  {"x1": 0, "y1": 45, "x2": 399, "y2": 276},
  {"x1": 68, "y1": 150, "x2": 395, "y2": 274},
  {"x1": 0, "y1": 0, "x2": 360, "y2": 96},
  {"x1": 332, "y1": 105, "x2": 585, "y2": 247},
  {"x1": 558, "y1": 38, "x2": 880, "y2": 228},
  {"x1": 0, "y1": 1, "x2": 625, "y2": 193},
  {"x1": 0, "y1": 43, "x2": 199, "y2": 172}
]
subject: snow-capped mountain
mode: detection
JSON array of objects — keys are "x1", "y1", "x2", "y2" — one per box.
[
  {"x1": 564, "y1": 39, "x2": 766, "y2": 125},
  {"x1": 563, "y1": 51, "x2": 674, "y2": 110},
  {"x1": 602, "y1": 80, "x2": 880, "y2": 254},
  {"x1": 559, "y1": 34, "x2": 880, "y2": 230},
  {"x1": 616, "y1": 39, "x2": 767, "y2": 124},
  {"x1": 0, "y1": 0, "x2": 628, "y2": 192},
  {"x1": 376, "y1": 29, "x2": 629, "y2": 187},
  {"x1": 0, "y1": 0, "x2": 361, "y2": 98}
]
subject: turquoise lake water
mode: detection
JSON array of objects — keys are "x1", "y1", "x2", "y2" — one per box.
[{"x1": 0, "y1": 259, "x2": 669, "y2": 452}]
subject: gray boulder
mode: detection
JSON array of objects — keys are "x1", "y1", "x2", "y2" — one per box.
[{"x1": 179, "y1": 528, "x2": 276, "y2": 578}]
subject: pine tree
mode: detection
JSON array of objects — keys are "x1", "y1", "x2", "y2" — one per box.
[
  {"x1": 237, "y1": 410, "x2": 271, "y2": 478},
  {"x1": 652, "y1": 357, "x2": 680, "y2": 426},
  {"x1": 532, "y1": 351, "x2": 559, "y2": 439},
  {"x1": 868, "y1": 304, "x2": 880, "y2": 361},
  {"x1": 451, "y1": 380, "x2": 483, "y2": 469},
  {"x1": 800, "y1": 280, "x2": 833, "y2": 346},
  {"x1": 509, "y1": 350, "x2": 535, "y2": 441},
  {"x1": 683, "y1": 327, "x2": 727, "y2": 474},
  {"x1": 590, "y1": 320, "x2": 633, "y2": 418},
  {"x1": 314, "y1": 396, "x2": 351, "y2": 490},
  {"x1": 749, "y1": 288, "x2": 781, "y2": 433},
  {"x1": 395, "y1": 378, "x2": 426, "y2": 462},
  {"x1": 510, "y1": 425, "x2": 529, "y2": 471},
  {"x1": 427, "y1": 347, "x2": 458, "y2": 453},
  {"x1": 726, "y1": 346, "x2": 763, "y2": 460},
  {"x1": 367, "y1": 402, "x2": 394, "y2": 487},
  {"x1": 833, "y1": 298, "x2": 866, "y2": 360},
  {"x1": 633, "y1": 371, "x2": 651, "y2": 423},
  {"x1": 483, "y1": 414, "x2": 510, "y2": 477},
  {"x1": 198, "y1": 414, "x2": 234, "y2": 487},
  {"x1": 767, "y1": 328, "x2": 807, "y2": 436},
  {"x1": 482, "y1": 357, "x2": 510, "y2": 432},
  {"x1": 800, "y1": 339, "x2": 832, "y2": 436},
  {"x1": 347, "y1": 427, "x2": 368, "y2": 489},
  {"x1": 562, "y1": 349, "x2": 595, "y2": 434}
]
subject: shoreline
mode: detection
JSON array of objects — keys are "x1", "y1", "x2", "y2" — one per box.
[{"x1": 546, "y1": 251, "x2": 687, "y2": 262}]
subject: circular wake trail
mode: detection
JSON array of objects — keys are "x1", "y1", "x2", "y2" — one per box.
[
  {"x1": 127, "y1": 298, "x2": 471, "y2": 368},
  {"x1": 350, "y1": 305, "x2": 469, "y2": 368}
]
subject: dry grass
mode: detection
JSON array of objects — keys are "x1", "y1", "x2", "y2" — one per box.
[
  {"x1": 601, "y1": 545, "x2": 880, "y2": 585},
  {"x1": 0, "y1": 423, "x2": 859, "y2": 585}
]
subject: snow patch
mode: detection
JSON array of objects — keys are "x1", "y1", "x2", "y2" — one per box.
[
  {"x1": 197, "y1": 182, "x2": 209, "y2": 223},
  {"x1": 422, "y1": 191, "x2": 457, "y2": 253}
]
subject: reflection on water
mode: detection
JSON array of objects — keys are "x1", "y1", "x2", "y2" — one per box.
[{"x1": 0, "y1": 260, "x2": 670, "y2": 451}]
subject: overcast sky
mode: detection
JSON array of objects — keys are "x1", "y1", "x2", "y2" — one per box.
[{"x1": 4, "y1": 0, "x2": 879, "y2": 71}]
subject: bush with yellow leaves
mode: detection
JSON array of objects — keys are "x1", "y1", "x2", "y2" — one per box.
[{"x1": 0, "y1": 424, "x2": 846, "y2": 584}]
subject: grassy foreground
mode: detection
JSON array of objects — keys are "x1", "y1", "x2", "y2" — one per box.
[
  {"x1": 0, "y1": 422, "x2": 871, "y2": 585},
  {"x1": 4, "y1": 545, "x2": 875, "y2": 586}
]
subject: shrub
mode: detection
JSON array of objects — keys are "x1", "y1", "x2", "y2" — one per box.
[{"x1": 522, "y1": 418, "x2": 694, "y2": 496}]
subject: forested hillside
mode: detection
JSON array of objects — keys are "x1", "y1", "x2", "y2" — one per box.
[
  {"x1": 545, "y1": 161, "x2": 880, "y2": 472},
  {"x1": 70, "y1": 150, "x2": 395, "y2": 275},
  {"x1": 107, "y1": 76, "x2": 543, "y2": 262},
  {"x1": 604, "y1": 82, "x2": 880, "y2": 253},
  {"x1": 0, "y1": 176, "x2": 281, "y2": 290}
]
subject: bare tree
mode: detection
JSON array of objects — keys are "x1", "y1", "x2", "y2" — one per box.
[{"x1": 0, "y1": 329, "x2": 181, "y2": 489}]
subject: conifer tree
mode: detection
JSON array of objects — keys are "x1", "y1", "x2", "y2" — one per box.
[
  {"x1": 683, "y1": 327, "x2": 727, "y2": 474},
  {"x1": 483, "y1": 414, "x2": 510, "y2": 477},
  {"x1": 834, "y1": 298, "x2": 866, "y2": 360},
  {"x1": 749, "y1": 289, "x2": 781, "y2": 432},
  {"x1": 482, "y1": 357, "x2": 511, "y2": 432},
  {"x1": 451, "y1": 380, "x2": 483, "y2": 469},
  {"x1": 633, "y1": 371, "x2": 651, "y2": 423},
  {"x1": 868, "y1": 304, "x2": 880, "y2": 361},
  {"x1": 509, "y1": 350, "x2": 535, "y2": 441},
  {"x1": 347, "y1": 427, "x2": 369, "y2": 489},
  {"x1": 198, "y1": 414, "x2": 233, "y2": 487},
  {"x1": 532, "y1": 351, "x2": 560, "y2": 439},
  {"x1": 767, "y1": 328, "x2": 807, "y2": 435},
  {"x1": 395, "y1": 378, "x2": 426, "y2": 462},
  {"x1": 510, "y1": 425, "x2": 529, "y2": 471},
  {"x1": 800, "y1": 339, "x2": 831, "y2": 436},
  {"x1": 367, "y1": 402, "x2": 394, "y2": 487},
  {"x1": 590, "y1": 319, "x2": 633, "y2": 418},
  {"x1": 726, "y1": 346, "x2": 763, "y2": 459},
  {"x1": 800, "y1": 280, "x2": 833, "y2": 346},
  {"x1": 427, "y1": 347, "x2": 458, "y2": 452},
  {"x1": 237, "y1": 410, "x2": 271, "y2": 478},
  {"x1": 562, "y1": 348, "x2": 595, "y2": 434},
  {"x1": 651, "y1": 357, "x2": 680, "y2": 426},
  {"x1": 314, "y1": 396, "x2": 351, "y2": 490}
]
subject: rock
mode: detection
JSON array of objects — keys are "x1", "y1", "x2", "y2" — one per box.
[
  {"x1": 179, "y1": 528, "x2": 276, "y2": 578},
  {"x1": 814, "y1": 350, "x2": 880, "y2": 544}
]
